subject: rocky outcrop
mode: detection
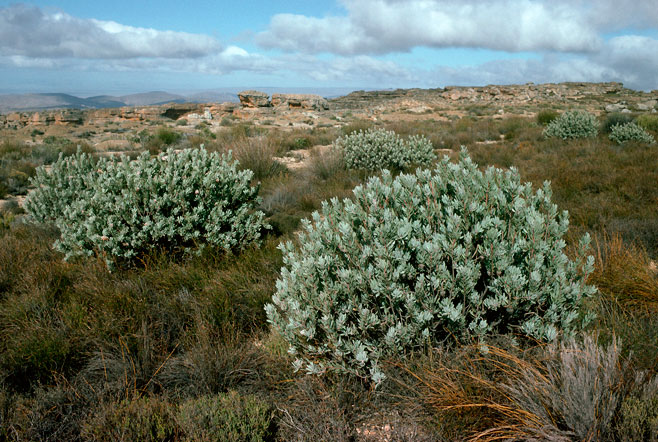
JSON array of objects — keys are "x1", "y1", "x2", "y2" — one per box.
[
  {"x1": 329, "y1": 82, "x2": 636, "y2": 111},
  {"x1": 1, "y1": 109, "x2": 84, "y2": 127},
  {"x1": 237, "y1": 90, "x2": 270, "y2": 108},
  {"x1": 271, "y1": 93, "x2": 329, "y2": 111},
  {"x1": 1, "y1": 82, "x2": 655, "y2": 131},
  {"x1": 161, "y1": 104, "x2": 199, "y2": 120}
]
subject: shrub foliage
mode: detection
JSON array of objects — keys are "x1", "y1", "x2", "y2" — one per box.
[
  {"x1": 266, "y1": 150, "x2": 596, "y2": 383},
  {"x1": 543, "y1": 110, "x2": 599, "y2": 140},
  {"x1": 334, "y1": 128, "x2": 436, "y2": 171},
  {"x1": 609, "y1": 122, "x2": 655, "y2": 145},
  {"x1": 25, "y1": 148, "x2": 267, "y2": 266}
]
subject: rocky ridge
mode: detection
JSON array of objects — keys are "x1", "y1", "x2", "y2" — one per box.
[{"x1": 1, "y1": 82, "x2": 656, "y2": 136}]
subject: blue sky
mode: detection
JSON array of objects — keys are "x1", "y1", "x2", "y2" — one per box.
[{"x1": 1, "y1": 1, "x2": 657, "y2": 96}]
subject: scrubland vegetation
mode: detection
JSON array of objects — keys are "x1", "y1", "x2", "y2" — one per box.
[{"x1": 1, "y1": 108, "x2": 658, "y2": 441}]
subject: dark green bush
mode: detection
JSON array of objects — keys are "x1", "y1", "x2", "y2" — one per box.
[
  {"x1": 603, "y1": 113, "x2": 634, "y2": 133},
  {"x1": 156, "y1": 127, "x2": 181, "y2": 146},
  {"x1": 537, "y1": 109, "x2": 559, "y2": 126}
]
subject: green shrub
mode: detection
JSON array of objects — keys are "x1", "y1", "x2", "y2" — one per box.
[
  {"x1": 266, "y1": 150, "x2": 596, "y2": 383},
  {"x1": 82, "y1": 396, "x2": 178, "y2": 441},
  {"x1": 178, "y1": 391, "x2": 274, "y2": 442},
  {"x1": 156, "y1": 127, "x2": 181, "y2": 146},
  {"x1": 609, "y1": 122, "x2": 655, "y2": 145},
  {"x1": 24, "y1": 148, "x2": 267, "y2": 267},
  {"x1": 536, "y1": 109, "x2": 559, "y2": 126},
  {"x1": 543, "y1": 110, "x2": 599, "y2": 140},
  {"x1": 636, "y1": 114, "x2": 658, "y2": 133},
  {"x1": 603, "y1": 112, "x2": 634, "y2": 133},
  {"x1": 615, "y1": 380, "x2": 658, "y2": 442},
  {"x1": 334, "y1": 128, "x2": 435, "y2": 171}
]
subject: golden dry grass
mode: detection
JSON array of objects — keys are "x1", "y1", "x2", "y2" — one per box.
[{"x1": 591, "y1": 233, "x2": 658, "y2": 311}]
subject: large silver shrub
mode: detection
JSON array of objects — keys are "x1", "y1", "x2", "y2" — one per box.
[
  {"x1": 334, "y1": 128, "x2": 435, "y2": 171},
  {"x1": 543, "y1": 110, "x2": 599, "y2": 140},
  {"x1": 25, "y1": 148, "x2": 267, "y2": 267},
  {"x1": 266, "y1": 150, "x2": 596, "y2": 383}
]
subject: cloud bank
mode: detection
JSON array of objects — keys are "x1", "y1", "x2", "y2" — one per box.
[
  {"x1": 257, "y1": 0, "x2": 601, "y2": 54},
  {"x1": 0, "y1": 4, "x2": 221, "y2": 59},
  {"x1": 257, "y1": 0, "x2": 657, "y2": 55},
  {"x1": 1, "y1": 1, "x2": 657, "y2": 92}
]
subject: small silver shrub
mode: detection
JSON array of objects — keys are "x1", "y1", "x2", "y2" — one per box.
[
  {"x1": 609, "y1": 122, "x2": 655, "y2": 145},
  {"x1": 266, "y1": 149, "x2": 596, "y2": 383},
  {"x1": 334, "y1": 128, "x2": 435, "y2": 171},
  {"x1": 25, "y1": 147, "x2": 267, "y2": 267},
  {"x1": 543, "y1": 110, "x2": 599, "y2": 140}
]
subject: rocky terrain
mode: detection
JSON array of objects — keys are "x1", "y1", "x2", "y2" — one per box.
[{"x1": 0, "y1": 82, "x2": 656, "y2": 152}]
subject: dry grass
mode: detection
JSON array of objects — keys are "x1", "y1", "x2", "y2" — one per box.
[
  {"x1": 402, "y1": 335, "x2": 645, "y2": 442},
  {"x1": 591, "y1": 233, "x2": 658, "y2": 311}
]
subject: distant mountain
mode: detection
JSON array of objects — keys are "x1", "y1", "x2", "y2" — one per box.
[
  {"x1": 185, "y1": 91, "x2": 240, "y2": 103},
  {"x1": 118, "y1": 91, "x2": 186, "y2": 106},
  {"x1": 0, "y1": 90, "x2": 238, "y2": 113},
  {"x1": 0, "y1": 87, "x2": 364, "y2": 113},
  {"x1": 0, "y1": 93, "x2": 100, "y2": 112}
]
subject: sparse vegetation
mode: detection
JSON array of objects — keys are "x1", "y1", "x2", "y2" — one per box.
[{"x1": 2, "y1": 85, "x2": 658, "y2": 440}]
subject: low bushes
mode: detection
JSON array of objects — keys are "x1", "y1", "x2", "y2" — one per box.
[{"x1": 24, "y1": 147, "x2": 268, "y2": 267}]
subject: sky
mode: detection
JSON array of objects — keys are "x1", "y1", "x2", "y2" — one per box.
[{"x1": 1, "y1": 0, "x2": 657, "y2": 96}]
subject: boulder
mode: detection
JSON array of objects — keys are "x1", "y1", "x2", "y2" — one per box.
[
  {"x1": 636, "y1": 100, "x2": 657, "y2": 111},
  {"x1": 605, "y1": 102, "x2": 628, "y2": 113},
  {"x1": 54, "y1": 110, "x2": 84, "y2": 125},
  {"x1": 271, "y1": 93, "x2": 329, "y2": 111},
  {"x1": 238, "y1": 90, "x2": 270, "y2": 108}
]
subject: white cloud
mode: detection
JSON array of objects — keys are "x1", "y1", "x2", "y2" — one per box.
[
  {"x1": 2, "y1": 2, "x2": 657, "y2": 93},
  {"x1": 0, "y1": 4, "x2": 221, "y2": 59},
  {"x1": 288, "y1": 54, "x2": 415, "y2": 83},
  {"x1": 257, "y1": 0, "x2": 603, "y2": 55}
]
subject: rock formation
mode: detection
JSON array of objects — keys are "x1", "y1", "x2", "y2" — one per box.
[
  {"x1": 237, "y1": 90, "x2": 270, "y2": 108},
  {"x1": 271, "y1": 93, "x2": 329, "y2": 111}
]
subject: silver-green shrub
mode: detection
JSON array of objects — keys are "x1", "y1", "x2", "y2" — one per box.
[
  {"x1": 24, "y1": 149, "x2": 99, "y2": 224},
  {"x1": 543, "y1": 110, "x2": 599, "y2": 140},
  {"x1": 609, "y1": 122, "x2": 655, "y2": 145},
  {"x1": 25, "y1": 147, "x2": 267, "y2": 266},
  {"x1": 334, "y1": 128, "x2": 435, "y2": 171},
  {"x1": 266, "y1": 150, "x2": 596, "y2": 383}
]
